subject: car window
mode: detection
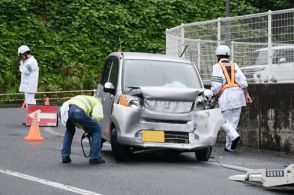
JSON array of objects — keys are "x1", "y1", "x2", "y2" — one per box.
[
  {"x1": 109, "y1": 57, "x2": 119, "y2": 88},
  {"x1": 255, "y1": 51, "x2": 268, "y2": 65},
  {"x1": 123, "y1": 59, "x2": 201, "y2": 91},
  {"x1": 100, "y1": 57, "x2": 113, "y2": 85},
  {"x1": 273, "y1": 49, "x2": 294, "y2": 64}
]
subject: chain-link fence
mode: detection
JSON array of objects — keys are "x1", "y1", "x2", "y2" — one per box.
[{"x1": 166, "y1": 8, "x2": 294, "y2": 84}]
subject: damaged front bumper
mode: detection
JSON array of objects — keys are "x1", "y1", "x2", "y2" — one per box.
[{"x1": 111, "y1": 104, "x2": 224, "y2": 151}]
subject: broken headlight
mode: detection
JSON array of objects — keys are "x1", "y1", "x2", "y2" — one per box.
[
  {"x1": 194, "y1": 89, "x2": 217, "y2": 110},
  {"x1": 118, "y1": 95, "x2": 143, "y2": 109}
]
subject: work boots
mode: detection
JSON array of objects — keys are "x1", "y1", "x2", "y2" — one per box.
[
  {"x1": 89, "y1": 157, "x2": 105, "y2": 164},
  {"x1": 62, "y1": 156, "x2": 72, "y2": 163}
]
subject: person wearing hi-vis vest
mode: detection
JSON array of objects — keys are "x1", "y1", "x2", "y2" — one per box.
[
  {"x1": 211, "y1": 45, "x2": 253, "y2": 152},
  {"x1": 60, "y1": 95, "x2": 105, "y2": 164},
  {"x1": 18, "y1": 45, "x2": 39, "y2": 106}
]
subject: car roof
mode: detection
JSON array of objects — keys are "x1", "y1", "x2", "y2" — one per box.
[
  {"x1": 256, "y1": 45, "x2": 294, "y2": 52},
  {"x1": 108, "y1": 52, "x2": 192, "y2": 64}
]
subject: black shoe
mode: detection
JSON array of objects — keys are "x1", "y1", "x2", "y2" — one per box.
[
  {"x1": 231, "y1": 136, "x2": 240, "y2": 150},
  {"x1": 62, "y1": 156, "x2": 72, "y2": 163},
  {"x1": 224, "y1": 147, "x2": 234, "y2": 152},
  {"x1": 89, "y1": 158, "x2": 105, "y2": 164}
]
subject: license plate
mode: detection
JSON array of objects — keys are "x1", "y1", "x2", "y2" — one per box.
[{"x1": 142, "y1": 130, "x2": 164, "y2": 143}]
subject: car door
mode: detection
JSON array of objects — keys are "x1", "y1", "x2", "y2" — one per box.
[
  {"x1": 97, "y1": 57, "x2": 113, "y2": 140},
  {"x1": 97, "y1": 56, "x2": 119, "y2": 140}
]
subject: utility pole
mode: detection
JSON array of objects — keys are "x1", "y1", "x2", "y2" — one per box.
[{"x1": 226, "y1": 0, "x2": 230, "y2": 17}]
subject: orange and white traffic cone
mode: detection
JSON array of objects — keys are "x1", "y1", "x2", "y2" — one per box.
[{"x1": 24, "y1": 113, "x2": 44, "y2": 142}]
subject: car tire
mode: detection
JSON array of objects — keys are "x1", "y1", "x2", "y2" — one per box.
[
  {"x1": 110, "y1": 127, "x2": 131, "y2": 161},
  {"x1": 195, "y1": 146, "x2": 212, "y2": 161}
]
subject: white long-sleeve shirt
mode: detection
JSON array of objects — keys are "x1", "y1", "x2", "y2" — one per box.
[
  {"x1": 211, "y1": 59, "x2": 248, "y2": 111},
  {"x1": 19, "y1": 56, "x2": 39, "y2": 93}
]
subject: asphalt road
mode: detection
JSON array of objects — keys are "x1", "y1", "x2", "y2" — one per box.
[{"x1": 0, "y1": 108, "x2": 293, "y2": 195}]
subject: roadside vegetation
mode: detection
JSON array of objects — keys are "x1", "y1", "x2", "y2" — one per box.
[{"x1": 0, "y1": 0, "x2": 292, "y2": 94}]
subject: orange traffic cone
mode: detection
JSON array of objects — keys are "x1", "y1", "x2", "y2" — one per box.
[
  {"x1": 44, "y1": 97, "x2": 50, "y2": 105},
  {"x1": 21, "y1": 100, "x2": 26, "y2": 109},
  {"x1": 24, "y1": 113, "x2": 44, "y2": 142}
]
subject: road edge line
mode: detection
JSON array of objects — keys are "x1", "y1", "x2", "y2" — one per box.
[{"x1": 0, "y1": 169, "x2": 102, "y2": 195}]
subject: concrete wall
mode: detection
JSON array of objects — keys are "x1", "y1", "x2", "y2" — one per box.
[{"x1": 212, "y1": 84, "x2": 294, "y2": 154}]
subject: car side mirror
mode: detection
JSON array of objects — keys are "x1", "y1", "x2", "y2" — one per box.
[
  {"x1": 103, "y1": 82, "x2": 115, "y2": 94},
  {"x1": 279, "y1": 58, "x2": 286, "y2": 64}
]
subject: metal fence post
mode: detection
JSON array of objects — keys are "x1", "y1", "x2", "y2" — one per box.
[
  {"x1": 231, "y1": 41, "x2": 234, "y2": 62},
  {"x1": 165, "y1": 28, "x2": 169, "y2": 54},
  {"x1": 268, "y1": 10, "x2": 273, "y2": 82},
  {"x1": 217, "y1": 18, "x2": 221, "y2": 46},
  {"x1": 197, "y1": 39, "x2": 201, "y2": 70},
  {"x1": 181, "y1": 23, "x2": 185, "y2": 56}
]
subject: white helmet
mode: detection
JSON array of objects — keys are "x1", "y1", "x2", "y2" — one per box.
[
  {"x1": 18, "y1": 45, "x2": 30, "y2": 55},
  {"x1": 215, "y1": 45, "x2": 230, "y2": 56}
]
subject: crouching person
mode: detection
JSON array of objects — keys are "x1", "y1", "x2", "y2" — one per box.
[{"x1": 60, "y1": 95, "x2": 105, "y2": 164}]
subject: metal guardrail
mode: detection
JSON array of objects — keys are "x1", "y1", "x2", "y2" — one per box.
[{"x1": 0, "y1": 89, "x2": 96, "y2": 104}]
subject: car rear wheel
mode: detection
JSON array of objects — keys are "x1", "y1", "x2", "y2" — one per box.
[
  {"x1": 195, "y1": 147, "x2": 212, "y2": 161},
  {"x1": 110, "y1": 127, "x2": 131, "y2": 161}
]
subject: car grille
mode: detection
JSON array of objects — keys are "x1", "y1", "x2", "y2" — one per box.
[
  {"x1": 144, "y1": 118, "x2": 188, "y2": 124},
  {"x1": 244, "y1": 73, "x2": 254, "y2": 79},
  {"x1": 164, "y1": 131, "x2": 189, "y2": 144},
  {"x1": 144, "y1": 100, "x2": 193, "y2": 113}
]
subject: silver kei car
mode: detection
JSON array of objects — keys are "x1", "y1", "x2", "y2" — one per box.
[{"x1": 96, "y1": 52, "x2": 223, "y2": 161}]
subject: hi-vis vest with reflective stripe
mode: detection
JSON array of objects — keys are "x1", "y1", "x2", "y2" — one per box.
[
  {"x1": 67, "y1": 95, "x2": 100, "y2": 115},
  {"x1": 219, "y1": 60, "x2": 240, "y2": 94}
]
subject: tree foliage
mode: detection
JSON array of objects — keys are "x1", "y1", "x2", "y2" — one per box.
[{"x1": 0, "y1": 0, "x2": 290, "y2": 93}]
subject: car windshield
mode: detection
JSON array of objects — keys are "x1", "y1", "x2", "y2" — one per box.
[
  {"x1": 255, "y1": 50, "x2": 268, "y2": 65},
  {"x1": 123, "y1": 59, "x2": 202, "y2": 91},
  {"x1": 255, "y1": 48, "x2": 294, "y2": 65}
]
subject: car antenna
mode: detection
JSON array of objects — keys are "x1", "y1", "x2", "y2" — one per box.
[{"x1": 179, "y1": 45, "x2": 188, "y2": 57}]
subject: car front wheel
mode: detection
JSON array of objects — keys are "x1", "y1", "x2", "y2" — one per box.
[
  {"x1": 195, "y1": 146, "x2": 212, "y2": 161},
  {"x1": 110, "y1": 127, "x2": 131, "y2": 161}
]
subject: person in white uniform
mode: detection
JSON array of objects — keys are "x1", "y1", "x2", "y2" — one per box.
[
  {"x1": 18, "y1": 45, "x2": 39, "y2": 106},
  {"x1": 211, "y1": 45, "x2": 253, "y2": 152}
]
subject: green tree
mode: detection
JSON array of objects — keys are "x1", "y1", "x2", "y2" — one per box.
[{"x1": 0, "y1": 0, "x2": 291, "y2": 94}]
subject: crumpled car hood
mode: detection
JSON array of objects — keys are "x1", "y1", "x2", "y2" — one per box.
[
  {"x1": 139, "y1": 86, "x2": 204, "y2": 101},
  {"x1": 134, "y1": 87, "x2": 207, "y2": 113}
]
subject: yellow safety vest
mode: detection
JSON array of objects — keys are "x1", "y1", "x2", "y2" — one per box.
[
  {"x1": 67, "y1": 95, "x2": 100, "y2": 116},
  {"x1": 219, "y1": 60, "x2": 239, "y2": 95}
]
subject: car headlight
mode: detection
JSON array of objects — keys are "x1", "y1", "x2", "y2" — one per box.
[{"x1": 118, "y1": 95, "x2": 143, "y2": 108}]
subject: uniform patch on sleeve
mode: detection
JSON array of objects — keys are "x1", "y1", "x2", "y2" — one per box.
[
  {"x1": 211, "y1": 76, "x2": 223, "y2": 83},
  {"x1": 26, "y1": 64, "x2": 33, "y2": 73}
]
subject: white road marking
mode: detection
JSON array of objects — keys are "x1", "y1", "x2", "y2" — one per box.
[
  {"x1": 0, "y1": 169, "x2": 102, "y2": 195},
  {"x1": 208, "y1": 161, "x2": 253, "y2": 172}
]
